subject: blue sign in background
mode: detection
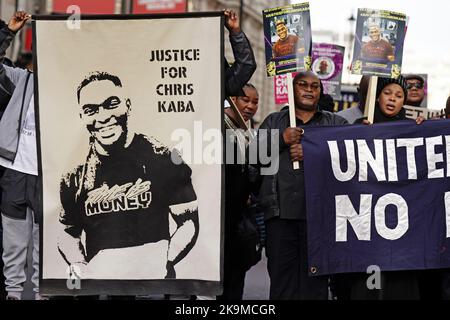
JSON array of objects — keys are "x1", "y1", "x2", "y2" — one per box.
[{"x1": 302, "y1": 120, "x2": 450, "y2": 276}]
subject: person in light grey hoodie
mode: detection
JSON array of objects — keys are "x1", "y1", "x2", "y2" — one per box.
[{"x1": 0, "y1": 11, "x2": 45, "y2": 300}]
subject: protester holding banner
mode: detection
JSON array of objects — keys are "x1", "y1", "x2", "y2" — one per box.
[
  {"x1": 367, "y1": 76, "x2": 424, "y2": 125},
  {"x1": 223, "y1": 9, "x2": 257, "y2": 97},
  {"x1": 212, "y1": 8, "x2": 258, "y2": 300},
  {"x1": 342, "y1": 75, "x2": 425, "y2": 300},
  {"x1": 196, "y1": 9, "x2": 258, "y2": 301},
  {"x1": 218, "y1": 84, "x2": 260, "y2": 300},
  {"x1": 255, "y1": 71, "x2": 347, "y2": 300},
  {"x1": 0, "y1": 12, "x2": 46, "y2": 300}
]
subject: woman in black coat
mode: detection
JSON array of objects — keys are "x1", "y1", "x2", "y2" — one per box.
[{"x1": 337, "y1": 75, "x2": 424, "y2": 300}]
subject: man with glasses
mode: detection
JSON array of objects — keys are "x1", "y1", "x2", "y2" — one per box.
[
  {"x1": 404, "y1": 74, "x2": 426, "y2": 107},
  {"x1": 57, "y1": 71, "x2": 199, "y2": 281},
  {"x1": 254, "y1": 71, "x2": 347, "y2": 299}
]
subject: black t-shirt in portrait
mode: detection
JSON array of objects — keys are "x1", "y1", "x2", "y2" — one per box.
[{"x1": 60, "y1": 133, "x2": 197, "y2": 261}]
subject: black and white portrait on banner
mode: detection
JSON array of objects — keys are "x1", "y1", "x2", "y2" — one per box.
[{"x1": 34, "y1": 13, "x2": 223, "y2": 295}]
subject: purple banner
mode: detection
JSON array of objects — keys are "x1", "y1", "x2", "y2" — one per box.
[
  {"x1": 312, "y1": 43, "x2": 345, "y2": 100},
  {"x1": 303, "y1": 120, "x2": 450, "y2": 276}
]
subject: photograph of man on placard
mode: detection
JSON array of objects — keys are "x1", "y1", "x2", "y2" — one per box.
[
  {"x1": 263, "y1": 3, "x2": 312, "y2": 76},
  {"x1": 361, "y1": 23, "x2": 395, "y2": 62},
  {"x1": 57, "y1": 71, "x2": 199, "y2": 280},
  {"x1": 35, "y1": 13, "x2": 223, "y2": 297},
  {"x1": 351, "y1": 8, "x2": 407, "y2": 78},
  {"x1": 313, "y1": 57, "x2": 335, "y2": 79},
  {"x1": 271, "y1": 18, "x2": 305, "y2": 58}
]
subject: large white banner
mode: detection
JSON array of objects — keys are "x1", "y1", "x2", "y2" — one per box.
[{"x1": 34, "y1": 13, "x2": 223, "y2": 295}]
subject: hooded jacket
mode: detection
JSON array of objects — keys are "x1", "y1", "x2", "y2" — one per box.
[{"x1": 0, "y1": 24, "x2": 33, "y2": 162}]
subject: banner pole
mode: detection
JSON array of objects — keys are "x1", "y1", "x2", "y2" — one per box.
[
  {"x1": 364, "y1": 76, "x2": 378, "y2": 124},
  {"x1": 226, "y1": 96, "x2": 254, "y2": 140},
  {"x1": 287, "y1": 72, "x2": 300, "y2": 170}
]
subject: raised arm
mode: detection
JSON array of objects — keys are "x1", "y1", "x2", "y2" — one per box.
[
  {"x1": 0, "y1": 12, "x2": 30, "y2": 86},
  {"x1": 223, "y1": 9, "x2": 256, "y2": 97}
]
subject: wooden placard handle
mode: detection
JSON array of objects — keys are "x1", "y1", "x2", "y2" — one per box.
[
  {"x1": 364, "y1": 76, "x2": 378, "y2": 124},
  {"x1": 287, "y1": 72, "x2": 300, "y2": 170}
]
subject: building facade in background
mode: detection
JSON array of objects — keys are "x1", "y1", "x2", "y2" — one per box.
[
  {"x1": 0, "y1": 0, "x2": 290, "y2": 122},
  {"x1": 190, "y1": 0, "x2": 290, "y2": 122},
  {"x1": 1, "y1": 0, "x2": 448, "y2": 113}
]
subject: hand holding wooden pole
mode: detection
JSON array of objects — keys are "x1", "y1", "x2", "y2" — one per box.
[{"x1": 287, "y1": 72, "x2": 300, "y2": 170}]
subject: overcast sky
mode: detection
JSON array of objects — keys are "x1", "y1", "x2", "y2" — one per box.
[{"x1": 292, "y1": 0, "x2": 450, "y2": 108}]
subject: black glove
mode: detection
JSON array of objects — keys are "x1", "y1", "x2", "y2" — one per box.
[{"x1": 165, "y1": 260, "x2": 176, "y2": 279}]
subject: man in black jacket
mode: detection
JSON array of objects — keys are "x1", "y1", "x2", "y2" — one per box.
[{"x1": 255, "y1": 71, "x2": 347, "y2": 300}]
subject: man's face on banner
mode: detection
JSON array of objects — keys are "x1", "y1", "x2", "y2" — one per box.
[
  {"x1": 319, "y1": 60, "x2": 328, "y2": 73},
  {"x1": 369, "y1": 26, "x2": 381, "y2": 42},
  {"x1": 276, "y1": 22, "x2": 288, "y2": 41},
  {"x1": 79, "y1": 80, "x2": 130, "y2": 147}
]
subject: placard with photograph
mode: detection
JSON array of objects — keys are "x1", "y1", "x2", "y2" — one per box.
[
  {"x1": 34, "y1": 13, "x2": 223, "y2": 296},
  {"x1": 312, "y1": 43, "x2": 345, "y2": 100},
  {"x1": 351, "y1": 8, "x2": 407, "y2": 78},
  {"x1": 263, "y1": 3, "x2": 312, "y2": 77}
]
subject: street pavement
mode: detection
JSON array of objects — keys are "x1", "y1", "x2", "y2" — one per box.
[{"x1": 243, "y1": 251, "x2": 270, "y2": 300}]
